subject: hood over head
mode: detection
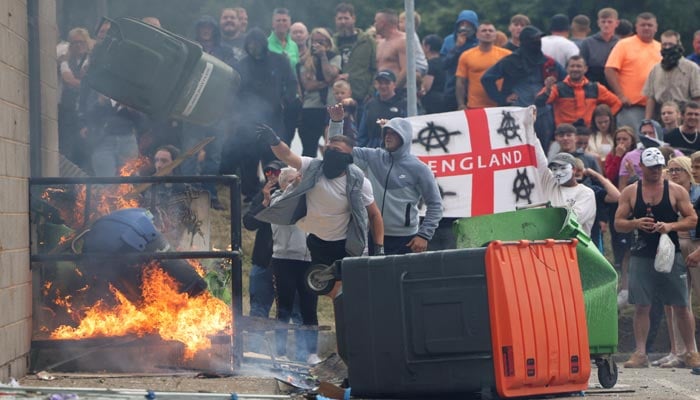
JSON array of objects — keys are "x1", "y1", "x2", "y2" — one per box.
[
  {"x1": 639, "y1": 119, "x2": 664, "y2": 140},
  {"x1": 195, "y1": 15, "x2": 221, "y2": 45},
  {"x1": 382, "y1": 117, "x2": 413, "y2": 156},
  {"x1": 244, "y1": 28, "x2": 269, "y2": 58},
  {"x1": 454, "y1": 10, "x2": 479, "y2": 32}
]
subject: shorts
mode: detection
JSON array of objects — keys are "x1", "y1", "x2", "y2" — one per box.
[{"x1": 628, "y1": 253, "x2": 689, "y2": 306}]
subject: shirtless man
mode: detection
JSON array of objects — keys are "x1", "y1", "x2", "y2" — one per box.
[{"x1": 375, "y1": 9, "x2": 407, "y2": 88}]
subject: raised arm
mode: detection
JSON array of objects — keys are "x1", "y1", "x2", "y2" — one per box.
[{"x1": 257, "y1": 124, "x2": 302, "y2": 170}]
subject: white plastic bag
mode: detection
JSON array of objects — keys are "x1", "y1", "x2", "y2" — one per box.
[{"x1": 654, "y1": 233, "x2": 674, "y2": 273}]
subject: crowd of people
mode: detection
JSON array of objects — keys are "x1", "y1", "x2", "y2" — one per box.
[{"x1": 55, "y1": 4, "x2": 700, "y2": 368}]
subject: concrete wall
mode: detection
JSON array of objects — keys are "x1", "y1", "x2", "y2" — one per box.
[{"x1": 0, "y1": 0, "x2": 58, "y2": 381}]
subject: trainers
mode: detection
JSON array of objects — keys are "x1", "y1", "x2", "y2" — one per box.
[
  {"x1": 651, "y1": 352, "x2": 676, "y2": 366},
  {"x1": 659, "y1": 354, "x2": 684, "y2": 368},
  {"x1": 617, "y1": 290, "x2": 629, "y2": 308},
  {"x1": 307, "y1": 353, "x2": 322, "y2": 365},
  {"x1": 681, "y1": 352, "x2": 700, "y2": 369},
  {"x1": 623, "y1": 352, "x2": 649, "y2": 368}
]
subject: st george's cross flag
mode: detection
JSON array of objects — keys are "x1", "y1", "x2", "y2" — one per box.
[{"x1": 408, "y1": 106, "x2": 547, "y2": 218}]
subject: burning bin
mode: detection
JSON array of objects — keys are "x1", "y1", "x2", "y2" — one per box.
[
  {"x1": 87, "y1": 17, "x2": 238, "y2": 126},
  {"x1": 454, "y1": 207, "x2": 618, "y2": 358}
]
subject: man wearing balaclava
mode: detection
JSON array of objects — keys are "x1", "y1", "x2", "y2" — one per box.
[
  {"x1": 254, "y1": 125, "x2": 385, "y2": 278},
  {"x1": 482, "y1": 25, "x2": 566, "y2": 152},
  {"x1": 643, "y1": 30, "x2": 700, "y2": 121},
  {"x1": 219, "y1": 28, "x2": 298, "y2": 202}
]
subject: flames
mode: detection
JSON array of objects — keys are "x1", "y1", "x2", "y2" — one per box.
[
  {"x1": 39, "y1": 156, "x2": 233, "y2": 360},
  {"x1": 50, "y1": 262, "x2": 232, "y2": 359}
]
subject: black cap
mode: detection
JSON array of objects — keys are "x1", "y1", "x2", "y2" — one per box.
[
  {"x1": 550, "y1": 14, "x2": 570, "y2": 32},
  {"x1": 519, "y1": 25, "x2": 544, "y2": 42},
  {"x1": 375, "y1": 70, "x2": 397, "y2": 82},
  {"x1": 263, "y1": 159, "x2": 286, "y2": 172}
]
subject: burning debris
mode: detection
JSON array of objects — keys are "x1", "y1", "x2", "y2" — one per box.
[{"x1": 31, "y1": 165, "x2": 240, "y2": 372}]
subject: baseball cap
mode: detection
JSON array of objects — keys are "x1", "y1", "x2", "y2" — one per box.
[
  {"x1": 519, "y1": 25, "x2": 544, "y2": 42},
  {"x1": 550, "y1": 14, "x2": 570, "y2": 32},
  {"x1": 375, "y1": 70, "x2": 396, "y2": 82},
  {"x1": 264, "y1": 159, "x2": 286, "y2": 172},
  {"x1": 548, "y1": 152, "x2": 577, "y2": 168},
  {"x1": 641, "y1": 147, "x2": 665, "y2": 167}
]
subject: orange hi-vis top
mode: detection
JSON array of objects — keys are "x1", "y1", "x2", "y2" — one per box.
[{"x1": 536, "y1": 76, "x2": 622, "y2": 127}]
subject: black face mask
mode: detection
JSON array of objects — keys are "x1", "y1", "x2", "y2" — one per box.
[
  {"x1": 322, "y1": 148, "x2": 353, "y2": 179},
  {"x1": 521, "y1": 39, "x2": 542, "y2": 52},
  {"x1": 661, "y1": 45, "x2": 683, "y2": 70}
]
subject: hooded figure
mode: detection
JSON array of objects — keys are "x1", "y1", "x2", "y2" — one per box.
[
  {"x1": 194, "y1": 15, "x2": 234, "y2": 65},
  {"x1": 441, "y1": 10, "x2": 479, "y2": 111},
  {"x1": 328, "y1": 117, "x2": 443, "y2": 253},
  {"x1": 482, "y1": 26, "x2": 566, "y2": 151},
  {"x1": 220, "y1": 28, "x2": 298, "y2": 200},
  {"x1": 440, "y1": 10, "x2": 479, "y2": 56}
]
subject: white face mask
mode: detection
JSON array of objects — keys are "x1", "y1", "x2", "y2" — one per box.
[{"x1": 550, "y1": 164, "x2": 573, "y2": 185}]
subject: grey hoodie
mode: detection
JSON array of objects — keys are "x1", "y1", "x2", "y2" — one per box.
[{"x1": 329, "y1": 118, "x2": 442, "y2": 239}]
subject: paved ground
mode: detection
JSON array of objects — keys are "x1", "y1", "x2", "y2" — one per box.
[{"x1": 6, "y1": 355, "x2": 699, "y2": 400}]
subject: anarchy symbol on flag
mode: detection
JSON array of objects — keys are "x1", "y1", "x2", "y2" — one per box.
[{"x1": 408, "y1": 107, "x2": 545, "y2": 218}]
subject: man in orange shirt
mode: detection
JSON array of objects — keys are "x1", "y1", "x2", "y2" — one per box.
[
  {"x1": 455, "y1": 22, "x2": 511, "y2": 109},
  {"x1": 604, "y1": 12, "x2": 661, "y2": 131},
  {"x1": 536, "y1": 55, "x2": 622, "y2": 126}
]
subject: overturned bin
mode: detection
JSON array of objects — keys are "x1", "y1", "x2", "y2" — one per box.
[
  {"x1": 334, "y1": 241, "x2": 592, "y2": 398},
  {"x1": 87, "y1": 17, "x2": 238, "y2": 126},
  {"x1": 454, "y1": 207, "x2": 618, "y2": 361}
]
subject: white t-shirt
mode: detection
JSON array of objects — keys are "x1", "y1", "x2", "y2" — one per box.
[
  {"x1": 296, "y1": 156, "x2": 374, "y2": 241},
  {"x1": 541, "y1": 35, "x2": 580, "y2": 67},
  {"x1": 534, "y1": 144, "x2": 597, "y2": 236}
]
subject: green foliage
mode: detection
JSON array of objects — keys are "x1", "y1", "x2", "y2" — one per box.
[
  {"x1": 59, "y1": 0, "x2": 700, "y2": 51},
  {"x1": 202, "y1": 259, "x2": 232, "y2": 305}
]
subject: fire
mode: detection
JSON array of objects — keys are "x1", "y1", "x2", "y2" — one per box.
[
  {"x1": 50, "y1": 262, "x2": 232, "y2": 359},
  {"x1": 41, "y1": 156, "x2": 152, "y2": 232},
  {"x1": 187, "y1": 259, "x2": 206, "y2": 277}
]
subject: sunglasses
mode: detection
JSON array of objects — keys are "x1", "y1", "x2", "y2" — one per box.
[{"x1": 264, "y1": 169, "x2": 281, "y2": 177}]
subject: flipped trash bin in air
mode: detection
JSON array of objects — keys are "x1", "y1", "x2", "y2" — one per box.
[{"x1": 87, "y1": 17, "x2": 238, "y2": 126}]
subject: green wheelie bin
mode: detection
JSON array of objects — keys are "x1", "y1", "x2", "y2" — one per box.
[
  {"x1": 87, "y1": 17, "x2": 238, "y2": 126},
  {"x1": 454, "y1": 207, "x2": 619, "y2": 388}
]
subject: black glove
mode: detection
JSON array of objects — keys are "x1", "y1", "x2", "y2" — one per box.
[
  {"x1": 256, "y1": 124, "x2": 281, "y2": 146},
  {"x1": 372, "y1": 244, "x2": 385, "y2": 256}
]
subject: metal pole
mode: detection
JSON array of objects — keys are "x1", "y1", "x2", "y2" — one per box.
[{"x1": 404, "y1": 0, "x2": 417, "y2": 116}]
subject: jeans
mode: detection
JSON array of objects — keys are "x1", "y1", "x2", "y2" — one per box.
[
  {"x1": 249, "y1": 263, "x2": 274, "y2": 318},
  {"x1": 272, "y1": 258, "x2": 317, "y2": 360},
  {"x1": 616, "y1": 106, "x2": 645, "y2": 137},
  {"x1": 91, "y1": 134, "x2": 138, "y2": 176}
]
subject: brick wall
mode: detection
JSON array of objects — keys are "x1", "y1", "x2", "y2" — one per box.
[{"x1": 0, "y1": 0, "x2": 58, "y2": 381}]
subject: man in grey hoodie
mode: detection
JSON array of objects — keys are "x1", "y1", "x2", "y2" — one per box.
[{"x1": 329, "y1": 104, "x2": 443, "y2": 254}]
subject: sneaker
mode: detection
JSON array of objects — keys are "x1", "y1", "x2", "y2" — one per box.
[
  {"x1": 623, "y1": 352, "x2": 649, "y2": 368},
  {"x1": 307, "y1": 353, "x2": 322, "y2": 365},
  {"x1": 617, "y1": 290, "x2": 629, "y2": 308},
  {"x1": 651, "y1": 352, "x2": 676, "y2": 367},
  {"x1": 681, "y1": 352, "x2": 700, "y2": 369},
  {"x1": 659, "y1": 354, "x2": 684, "y2": 368}
]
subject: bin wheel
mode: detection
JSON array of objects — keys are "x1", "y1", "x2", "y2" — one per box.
[
  {"x1": 596, "y1": 357, "x2": 618, "y2": 389},
  {"x1": 304, "y1": 264, "x2": 336, "y2": 296}
]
